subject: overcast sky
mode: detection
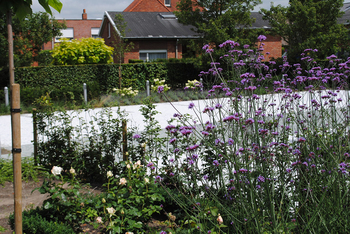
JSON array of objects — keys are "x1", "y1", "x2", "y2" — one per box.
[{"x1": 31, "y1": 0, "x2": 289, "y2": 19}]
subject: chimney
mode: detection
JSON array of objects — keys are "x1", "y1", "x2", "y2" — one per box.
[{"x1": 82, "y1": 9, "x2": 87, "y2": 20}]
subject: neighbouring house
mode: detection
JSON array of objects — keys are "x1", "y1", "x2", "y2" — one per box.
[
  {"x1": 99, "y1": 10, "x2": 282, "y2": 63},
  {"x1": 43, "y1": 9, "x2": 102, "y2": 50},
  {"x1": 99, "y1": 11, "x2": 200, "y2": 63},
  {"x1": 100, "y1": 0, "x2": 282, "y2": 63},
  {"x1": 124, "y1": 0, "x2": 204, "y2": 12},
  {"x1": 249, "y1": 12, "x2": 282, "y2": 61},
  {"x1": 124, "y1": 0, "x2": 183, "y2": 12}
]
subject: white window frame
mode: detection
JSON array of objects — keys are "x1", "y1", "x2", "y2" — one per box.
[
  {"x1": 91, "y1": 28, "x2": 100, "y2": 38},
  {"x1": 164, "y1": 0, "x2": 171, "y2": 6},
  {"x1": 55, "y1": 28, "x2": 74, "y2": 42},
  {"x1": 139, "y1": 50, "x2": 167, "y2": 62}
]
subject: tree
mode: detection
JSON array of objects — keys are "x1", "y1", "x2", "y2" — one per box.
[
  {"x1": 0, "y1": 12, "x2": 66, "y2": 68},
  {"x1": 112, "y1": 14, "x2": 134, "y2": 64},
  {"x1": 111, "y1": 14, "x2": 134, "y2": 88},
  {"x1": 261, "y1": 0, "x2": 348, "y2": 62},
  {"x1": 51, "y1": 37, "x2": 114, "y2": 65},
  {"x1": 175, "y1": 0, "x2": 263, "y2": 51},
  {"x1": 0, "y1": 1, "x2": 62, "y2": 233}
]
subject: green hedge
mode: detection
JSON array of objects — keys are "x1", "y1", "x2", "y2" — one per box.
[{"x1": 12, "y1": 62, "x2": 199, "y2": 92}]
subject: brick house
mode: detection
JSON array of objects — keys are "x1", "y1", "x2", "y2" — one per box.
[
  {"x1": 100, "y1": 0, "x2": 282, "y2": 63},
  {"x1": 124, "y1": 0, "x2": 183, "y2": 12},
  {"x1": 43, "y1": 9, "x2": 102, "y2": 50},
  {"x1": 99, "y1": 11, "x2": 200, "y2": 63}
]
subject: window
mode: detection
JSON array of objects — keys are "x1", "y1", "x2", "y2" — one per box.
[
  {"x1": 108, "y1": 22, "x2": 111, "y2": 38},
  {"x1": 55, "y1": 28, "x2": 74, "y2": 42},
  {"x1": 139, "y1": 50, "x2": 167, "y2": 62},
  {"x1": 165, "y1": 0, "x2": 171, "y2": 6},
  {"x1": 91, "y1": 28, "x2": 100, "y2": 38}
]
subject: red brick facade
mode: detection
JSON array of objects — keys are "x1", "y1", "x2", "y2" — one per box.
[
  {"x1": 124, "y1": 0, "x2": 183, "y2": 12},
  {"x1": 43, "y1": 10, "x2": 102, "y2": 50},
  {"x1": 259, "y1": 34, "x2": 282, "y2": 61}
]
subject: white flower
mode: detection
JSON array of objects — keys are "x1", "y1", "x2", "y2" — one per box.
[
  {"x1": 144, "y1": 177, "x2": 149, "y2": 184},
  {"x1": 119, "y1": 178, "x2": 127, "y2": 185},
  {"x1": 96, "y1": 216, "x2": 103, "y2": 223},
  {"x1": 69, "y1": 167, "x2": 75, "y2": 174},
  {"x1": 107, "y1": 171, "x2": 113, "y2": 178},
  {"x1": 127, "y1": 164, "x2": 131, "y2": 169},
  {"x1": 51, "y1": 166, "x2": 63, "y2": 176},
  {"x1": 217, "y1": 213, "x2": 223, "y2": 224},
  {"x1": 133, "y1": 160, "x2": 142, "y2": 170},
  {"x1": 125, "y1": 232, "x2": 134, "y2": 234},
  {"x1": 106, "y1": 207, "x2": 116, "y2": 217}
]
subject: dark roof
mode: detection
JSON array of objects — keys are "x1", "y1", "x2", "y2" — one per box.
[
  {"x1": 339, "y1": 2, "x2": 350, "y2": 24},
  {"x1": 250, "y1": 12, "x2": 271, "y2": 29},
  {"x1": 106, "y1": 12, "x2": 200, "y2": 39}
]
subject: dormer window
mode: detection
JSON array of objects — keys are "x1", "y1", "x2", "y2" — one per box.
[{"x1": 165, "y1": 0, "x2": 171, "y2": 6}]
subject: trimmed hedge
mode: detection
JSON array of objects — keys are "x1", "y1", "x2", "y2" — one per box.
[
  {"x1": 0, "y1": 62, "x2": 200, "y2": 104},
  {"x1": 11, "y1": 62, "x2": 199, "y2": 91}
]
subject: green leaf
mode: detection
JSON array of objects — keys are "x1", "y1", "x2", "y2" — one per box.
[
  {"x1": 61, "y1": 193, "x2": 67, "y2": 202},
  {"x1": 43, "y1": 201, "x2": 51, "y2": 209}
]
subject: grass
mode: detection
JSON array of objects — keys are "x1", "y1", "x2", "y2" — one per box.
[{"x1": 0, "y1": 157, "x2": 48, "y2": 185}]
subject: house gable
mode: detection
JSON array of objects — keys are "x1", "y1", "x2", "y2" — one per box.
[
  {"x1": 124, "y1": 0, "x2": 170, "y2": 12},
  {"x1": 124, "y1": 0, "x2": 189, "y2": 12}
]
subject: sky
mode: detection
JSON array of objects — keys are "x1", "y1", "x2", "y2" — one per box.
[{"x1": 31, "y1": 0, "x2": 290, "y2": 19}]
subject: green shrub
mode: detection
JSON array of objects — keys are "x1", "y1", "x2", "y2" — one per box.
[
  {"x1": 51, "y1": 38, "x2": 113, "y2": 65},
  {"x1": 36, "y1": 50, "x2": 54, "y2": 66},
  {"x1": 9, "y1": 208, "x2": 75, "y2": 234},
  {"x1": 128, "y1": 59, "x2": 143, "y2": 63}
]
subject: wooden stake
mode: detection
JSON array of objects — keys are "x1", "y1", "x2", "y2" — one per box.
[
  {"x1": 11, "y1": 84, "x2": 22, "y2": 234},
  {"x1": 122, "y1": 120, "x2": 128, "y2": 161},
  {"x1": 33, "y1": 108, "x2": 38, "y2": 166}
]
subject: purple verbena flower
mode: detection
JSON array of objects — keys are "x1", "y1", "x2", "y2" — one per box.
[{"x1": 157, "y1": 86, "x2": 164, "y2": 93}]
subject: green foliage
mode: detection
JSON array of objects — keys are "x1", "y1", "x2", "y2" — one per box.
[
  {"x1": 36, "y1": 50, "x2": 54, "y2": 66},
  {"x1": 0, "y1": 157, "x2": 46, "y2": 186},
  {"x1": 128, "y1": 59, "x2": 143, "y2": 63},
  {"x1": 0, "y1": 12, "x2": 66, "y2": 68},
  {"x1": 0, "y1": 0, "x2": 63, "y2": 20},
  {"x1": 111, "y1": 14, "x2": 134, "y2": 64},
  {"x1": 9, "y1": 208, "x2": 75, "y2": 234},
  {"x1": 34, "y1": 170, "x2": 90, "y2": 232},
  {"x1": 7, "y1": 61, "x2": 201, "y2": 107},
  {"x1": 175, "y1": 0, "x2": 263, "y2": 53},
  {"x1": 36, "y1": 107, "x2": 132, "y2": 183},
  {"x1": 261, "y1": 0, "x2": 348, "y2": 62},
  {"x1": 51, "y1": 37, "x2": 114, "y2": 65},
  {"x1": 96, "y1": 161, "x2": 165, "y2": 233}
]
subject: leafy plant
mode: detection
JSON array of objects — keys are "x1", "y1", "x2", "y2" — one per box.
[
  {"x1": 95, "y1": 160, "x2": 165, "y2": 233},
  {"x1": 0, "y1": 157, "x2": 46, "y2": 186},
  {"x1": 113, "y1": 87, "x2": 139, "y2": 97},
  {"x1": 9, "y1": 208, "x2": 75, "y2": 234},
  {"x1": 51, "y1": 37, "x2": 114, "y2": 65}
]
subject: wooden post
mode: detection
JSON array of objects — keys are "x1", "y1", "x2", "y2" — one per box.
[
  {"x1": 11, "y1": 84, "x2": 22, "y2": 234},
  {"x1": 119, "y1": 65, "x2": 122, "y2": 89},
  {"x1": 122, "y1": 120, "x2": 128, "y2": 161},
  {"x1": 33, "y1": 108, "x2": 38, "y2": 166},
  {"x1": 7, "y1": 11, "x2": 14, "y2": 86},
  {"x1": 8, "y1": 10, "x2": 22, "y2": 234}
]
